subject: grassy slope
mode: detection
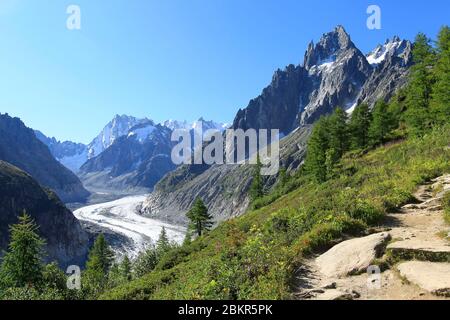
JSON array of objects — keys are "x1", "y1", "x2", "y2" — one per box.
[{"x1": 101, "y1": 125, "x2": 450, "y2": 300}]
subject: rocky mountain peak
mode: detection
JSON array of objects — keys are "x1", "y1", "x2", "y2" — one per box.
[
  {"x1": 304, "y1": 25, "x2": 355, "y2": 70},
  {"x1": 366, "y1": 36, "x2": 412, "y2": 67}
]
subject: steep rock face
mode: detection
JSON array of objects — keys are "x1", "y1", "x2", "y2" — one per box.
[
  {"x1": 232, "y1": 64, "x2": 306, "y2": 135},
  {"x1": 0, "y1": 114, "x2": 90, "y2": 203},
  {"x1": 232, "y1": 26, "x2": 412, "y2": 132},
  {"x1": 0, "y1": 161, "x2": 89, "y2": 267},
  {"x1": 142, "y1": 126, "x2": 312, "y2": 225},
  {"x1": 87, "y1": 114, "x2": 149, "y2": 159},
  {"x1": 299, "y1": 25, "x2": 372, "y2": 124},
  {"x1": 79, "y1": 121, "x2": 175, "y2": 192},
  {"x1": 141, "y1": 26, "x2": 413, "y2": 224},
  {"x1": 358, "y1": 37, "x2": 413, "y2": 107}
]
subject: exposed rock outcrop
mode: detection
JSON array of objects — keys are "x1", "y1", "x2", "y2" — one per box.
[
  {"x1": 315, "y1": 232, "x2": 391, "y2": 278},
  {"x1": 397, "y1": 261, "x2": 450, "y2": 297},
  {"x1": 0, "y1": 161, "x2": 89, "y2": 267},
  {"x1": 296, "y1": 174, "x2": 450, "y2": 300},
  {"x1": 0, "y1": 113, "x2": 89, "y2": 203}
]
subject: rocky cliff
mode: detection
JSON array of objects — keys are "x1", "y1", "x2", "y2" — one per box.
[
  {"x1": 0, "y1": 161, "x2": 89, "y2": 267},
  {"x1": 0, "y1": 113, "x2": 90, "y2": 203}
]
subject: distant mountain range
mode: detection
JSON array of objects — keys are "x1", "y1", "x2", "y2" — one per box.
[{"x1": 35, "y1": 115, "x2": 228, "y2": 194}]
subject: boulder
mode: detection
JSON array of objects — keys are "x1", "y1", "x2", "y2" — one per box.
[{"x1": 315, "y1": 232, "x2": 391, "y2": 278}]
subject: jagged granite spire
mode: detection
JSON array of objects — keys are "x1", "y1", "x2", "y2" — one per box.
[{"x1": 303, "y1": 25, "x2": 355, "y2": 69}]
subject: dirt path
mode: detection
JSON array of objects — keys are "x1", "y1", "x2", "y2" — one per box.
[{"x1": 295, "y1": 174, "x2": 450, "y2": 300}]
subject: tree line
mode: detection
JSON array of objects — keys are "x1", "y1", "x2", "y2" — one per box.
[
  {"x1": 0, "y1": 196, "x2": 214, "y2": 299},
  {"x1": 304, "y1": 26, "x2": 450, "y2": 183}
]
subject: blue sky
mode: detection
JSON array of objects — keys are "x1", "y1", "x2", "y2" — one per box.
[{"x1": 0, "y1": 0, "x2": 448, "y2": 143}]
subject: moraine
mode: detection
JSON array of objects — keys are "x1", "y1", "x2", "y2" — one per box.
[{"x1": 74, "y1": 195, "x2": 186, "y2": 258}]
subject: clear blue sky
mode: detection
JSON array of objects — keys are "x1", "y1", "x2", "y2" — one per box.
[{"x1": 0, "y1": 0, "x2": 448, "y2": 143}]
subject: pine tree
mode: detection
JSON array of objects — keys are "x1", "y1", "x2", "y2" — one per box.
[
  {"x1": 0, "y1": 212, "x2": 45, "y2": 289},
  {"x1": 349, "y1": 103, "x2": 372, "y2": 149},
  {"x1": 249, "y1": 155, "x2": 264, "y2": 201},
  {"x1": 156, "y1": 227, "x2": 171, "y2": 258},
  {"x1": 83, "y1": 234, "x2": 114, "y2": 295},
  {"x1": 133, "y1": 246, "x2": 159, "y2": 278},
  {"x1": 368, "y1": 100, "x2": 391, "y2": 146},
  {"x1": 182, "y1": 231, "x2": 192, "y2": 246},
  {"x1": 431, "y1": 25, "x2": 450, "y2": 124},
  {"x1": 405, "y1": 32, "x2": 436, "y2": 135},
  {"x1": 88, "y1": 234, "x2": 114, "y2": 274},
  {"x1": 325, "y1": 147, "x2": 338, "y2": 180},
  {"x1": 186, "y1": 198, "x2": 214, "y2": 237},
  {"x1": 304, "y1": 116, "x2": 330, "y2": 182},
  {"x1": 119, "y1": 255, "x2": 132, "y2": 282},
  {"x1": 328, "y1": 107, "x2": 349, "y2": 158}
]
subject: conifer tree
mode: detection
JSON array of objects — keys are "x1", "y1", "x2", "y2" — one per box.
[
  {"x1": 368, "y1": 100, "x2": 391, "y2": 146},
  {"x1": 349, "y1": 103, "x2": 372, "y2": 149},
  {"x1": 186, "y1": 198, "x2": 214, "y2": 237},
  {"x1": 119, "y1": 255, "x2": 132, "y2": 282},
  {"x1": 304, "y1": 116, "x2": 330, "y2": 182},
  {"x1": 156, "y1": 227, "x2": 171, "y2": 258},
  {"x1": 0, "y1": 212, "x2": 45, "y2": 289},
  {"x1": 182, "y1": 231, "x2": 192, "y2": 246},
  {"x1": 328, "y1": 107, "x2": 349, "y2": 158},
  {"x1": 405, "y1": 33, "x2": 436, "y2": 135},
  {"x1": 431, "y1": 25, "x2": 450, "y2": 124},
  {"x1": 249, "y1": 154, "x2": 264, "y2": 201},
  {"x1": 133, "y1": 246, "x2": 159, "y2": 278},
  {"x1": 83, "y1": 234, "x2": 114, "y2": 295}
]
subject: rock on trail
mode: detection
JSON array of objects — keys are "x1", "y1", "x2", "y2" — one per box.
[{"x1": 296, "y1": 174, "x2": 450, "y2": 300}]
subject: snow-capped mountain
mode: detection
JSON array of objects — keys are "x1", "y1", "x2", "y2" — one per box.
[
  {"x1": 88, "y1": 114, "x2": 149, "y2": 159},
  {"x1": 366, "y1": 36, "x2": 411, "y2": 66},
  {"x1": 37, "y1": 115, "x2": 227, "y2": 176},
  {"x1": 34, "y1": 131, "x2": 88, "y2": 173},
  {"x1": 79, "y1": 120, "x2": 175, "y2": 193},
  {"x1": 161, "y1": 118, "x2": 229, "y2": 133},
  {"x1": 232, "y1": 26, "x2": 412, "y2": 133}
]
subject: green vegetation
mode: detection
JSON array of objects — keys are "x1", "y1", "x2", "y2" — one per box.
[
  {"x1": 249, "y1": 155, "x2": 264, "y2": 202},
  {"x1": 0, "y1": 27, "x2": 448, "y2": 301},
  {"x1": 0, "y1": 213, "x2": 74, "y2": 300},
  {"x1": 100, "y1": 123, "x2": 449, "y2": 299},
  {"x1": 186, "y1": 198, "x2": 214, "y2": 237},
  {"x1": 0, "y1": 213, "x2": 45, "y2": 289},
  {"x1": 99, "y1": 28, "x2": 449, "y2": 300},
  {"x1": 82, "y1": 234, "x2": 114, "y2": 297}
]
